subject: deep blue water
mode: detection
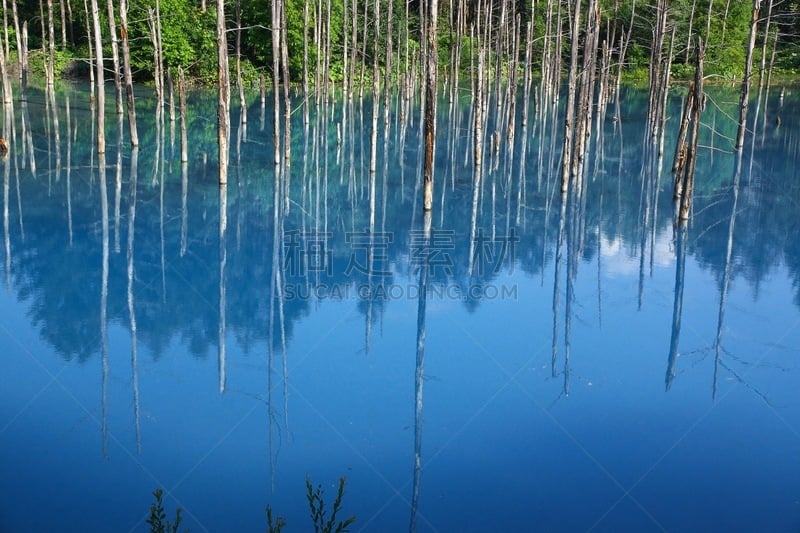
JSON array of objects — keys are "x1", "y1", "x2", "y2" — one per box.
[{"x1": 1, "y1": 81, "x2": 799, "y2": 532}]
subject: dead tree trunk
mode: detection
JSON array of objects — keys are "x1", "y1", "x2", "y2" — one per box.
[
  {"x1": 83, "y1": 0, "x2": 96, "y2": 90},
  {"x1": 179, "y1": 67, "x2": 188, "y2": 163},
  {"x1": 647, "y1": 0, "x2": 669, "y2": 137},
  {"x1": 272, "y1": 0, "x2": 282, "y2": 165},
  {"x1": 60, "y1": 0, "x2": 68, "y2": 47},
  {"x1": 90, "y1": 0, "x2": 105, "y2": 153},
  {"x1": 280, "y1": 0, "x2": 291, "y2": 166},
  {"x1": 47, "y1": 0, "x2": 56, "y2": 85},
  {"x1": 560, "y1": 0, "x2": 582, "y2": 192},
  {"x1": 218, "y1": 0, "x2": 230, "y2": 184},
  {"x1": 572, "y1": 0, "x2": 601, "y2": 178},
  {"x1": 148, "y1": 5, "x2": 165, "y2": 107},
  {"x1": 20, "y1": 21, "x2": 28, "y2": 92},
  {"x1": 423, "y1": 0, "x2": 438, "y2": 211},
  {"x1": 736, "y1": 0, "x2": 762, "y2": 150},
  {"x1": 674, "y1": 43, "x2": 704, "y2": 221},
  {"x1": 0, "y1": 22, "x2": 10, "y2": 105},
  {"x1": 303, "y1": 0, "x2": 310, "y2": 120},
  {"x1": 119, "y1": 0, "x2": 138, "y2": 146},
  {"x1": 107, "y1": 0, "x2": 123, "y2": 115},
  {"x1": 1, "y1": 0, "x2": 8, "y2": 61},
  {"x1": 10, "y1": 1, "x2": 21, "y2": 82},
  {"x1": 235, "y1": 0, "x2": 247, "y2": 124},
  {"x1": 368, "y1": 0, "x2": 380, "y2": 174}
]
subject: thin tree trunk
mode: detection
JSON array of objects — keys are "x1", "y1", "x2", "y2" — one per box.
[
  {"x1": 757, "y1": 0, "x2": 773, "y2": 91},
  {"x1": 560, "y1": 0, "x2": 582, "y2": 191},
  {"x1": 303, "y1": 0, "x2": 310, "y2": 120},
  {"x1": 384, "y1": 0, "x2": 393, "y2": 125},
  {"x1": 107, "y1": 0, "x2": 123, "y2": 115},
  {"x1": 39, "y1": 0, "x2": 46, "y2": 58},
  {"x1": 341, "y1": 0, "x2": 348, "y2": 100},
  {"x1": 149, "y1": 3, "x2": 165, "y2": 106},
  {"x1": 179, "y1": 67, "x2": 188, "y2": 163},
  {"x1": 66, "y1": 0, "x2": 75, "y2": 45},
  {"x1": 720, "y1": 0, "x2": 732, "y2": 45},
  {"x1": 685, "y1": 0, "x2": 697, "y2": 64},
  {"x1": 572, "y1": 0, "x2": 600, "y2": 178},
  {"x1": 236, "y1": 0, "x2": 247, "y2": 123},
  {"x1": 678, "y1": 42, "x2": 704, "y2": 221},
  {"x1": 423, "y1": 0, "x2": 438, "y2": 211},
  {"x1": 20, "y1": 21, "x2": 28, "y2": 92},
  {"x1": 323, "y1": 0, "x2": 331, "y2": 99},
  {"x1": 0, "y1": 21, "x2": 10, "y2": 104},
  {"x1": 369, "y1": 0, "x2": 380, "y2": 174},
  {"x1": 1, "y1": 0, "x2": 8, "y2": 60},
  {"x1": 167, "y1": 67, "x2": 176, "y2": 122},
  {"x1": 358, "y1": 0, "x2": 368, "y2": 98},
  {"x1": 90, "y1": 0, "x2": 105, "y2": 153},
  {"x1": 280, "y1": 0, "x2": 291, "y2": 166},
  {"x1": 10, "y1": 0, "x2": 21, "y2": 81},
  {"x1": 614, "y1": 0, "x2": 636, "y2": 105},
  {"x1": 736, "y1": 0, "x2": 761, "y2": 150},
  {"x1": 218, "y1": 0, "x2": 230, "y2": 184},
  {"x1": 60, "y1": 0, "x2": 68, "y2": 47},
  {"x1": 47, "y1": 0, "x2": 56, "y2": 85},
  {"x1": 350, "y1": 0, "x2": 357, "y2": 99},
  {"x1": 272, "y1": 0, "x2": 282, "y2": 165},
  {"x1": 119, "y1": 0, "x2": 138, "y2": 146}
]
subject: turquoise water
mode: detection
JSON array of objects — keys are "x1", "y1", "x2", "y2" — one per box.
[{"x1": 0, "y1": 82, "x2": 799, "y2": 531}]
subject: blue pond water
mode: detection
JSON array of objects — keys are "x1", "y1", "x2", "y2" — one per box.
[{"x1": 0, "y1": 82, "x2": 799, "y2": 532}]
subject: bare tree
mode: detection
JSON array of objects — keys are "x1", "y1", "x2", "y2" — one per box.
[
  {"x1": 423, "y1": 0, "x2": 438, "y2": 211},
  {"x1": 736, "y1": 0, "x2": 762, "y2": 150},
  {"x1": 90, "y1": 0, "x2": 105, "y2": 153},
  {"x1": 119, "y1": 0, "x2": 138, "y2": 146},
  {"x1": 218, "y1": 0, "x2": 230, "y2": 184},
  {"x1": 560, "y1": 0, "x2": 582, "y2": 191},
  {"x1": 106, "y1": 0, "x2": 123, "y2": 115}
]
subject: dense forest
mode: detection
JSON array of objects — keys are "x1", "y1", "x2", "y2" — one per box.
[{"x1": 1, "y1": 0, "x2": 799, "y2": 87}]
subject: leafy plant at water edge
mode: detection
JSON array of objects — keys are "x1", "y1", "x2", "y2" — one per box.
[{"x1": 147, "y1": 488, "x2": 185, "y2": 533}]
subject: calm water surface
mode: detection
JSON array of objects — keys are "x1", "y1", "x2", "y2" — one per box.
[{"x1": 1, "y1": 82, "x2": 799, "y2": 532}]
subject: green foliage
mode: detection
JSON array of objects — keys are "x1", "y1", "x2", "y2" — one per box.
[
  {"x1": 702, "y1": 0, "x2": 750, "y2": 78},
  {"x1": 128, "y1": 0, "x2": 217, "y2": 82},
  {"x1": 25, "y1": 49, "x2": 83, "y2": 79},
  {"x1": 9, "y1": 0, "x2": 800, "y2": 87},
  {"x1": 146, "y1": 489, "x2": 186, "y2": 533}
]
